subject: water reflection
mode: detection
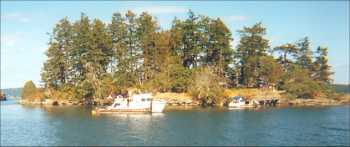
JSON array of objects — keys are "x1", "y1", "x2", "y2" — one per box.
[{"x1": 1, "y1": 101, "x2": 349, "y2": 146}]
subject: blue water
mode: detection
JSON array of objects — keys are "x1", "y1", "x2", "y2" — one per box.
[{"x1": 1, "y1": 99, "x2": 349, "y2": 146}]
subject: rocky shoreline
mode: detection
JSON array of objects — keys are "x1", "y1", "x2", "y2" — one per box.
[
  {"x1": 279, "y1": 98, "x2": 350, "y2": 107},
  {"x1": 19, "y1": 95, "x2": 349, "y2": 108},
  {"x1": 19, "y1": 98, "x2": 202, "y2": 106}
]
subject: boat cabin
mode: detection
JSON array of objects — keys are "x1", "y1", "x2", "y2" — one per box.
[{"x1": 231, "y1": 96, "x2": 245, "y2": 103}]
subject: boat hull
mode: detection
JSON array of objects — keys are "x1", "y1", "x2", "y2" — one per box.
[
  {"x1": 96, "y1": 108, "x2": 151, "y2": 113},
  {"x1": 228, "y1": 102, "x2": 255, "y2": 109},
  {"x1": 151, "y1": 100, "x2": 167, "y2": 113},
  {"x1": 94, "y1": 100, "x2": 167, "y2": 114}
]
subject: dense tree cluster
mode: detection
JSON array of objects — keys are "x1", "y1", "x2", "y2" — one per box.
[{"x1": 40, "y1": 10, "x2": 333, "y2": 102}]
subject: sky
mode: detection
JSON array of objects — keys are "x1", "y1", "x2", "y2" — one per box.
[{"x1": 1, "y1": 1, "x2": 349, "y2": 88}]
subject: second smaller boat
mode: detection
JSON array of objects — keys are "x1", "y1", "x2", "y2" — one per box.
[{"x1": 228, "y1": 96, "x2": 256, "y2": 109}]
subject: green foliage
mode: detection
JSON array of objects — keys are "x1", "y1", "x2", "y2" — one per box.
[
  {"x1": 41, "y1": 17, "x2": 73, "y2": 89},
  {"x1": 169, "y1": 10, "x2": 233, "y2": 73},
  {"x1": 242, "y1": 56, "x2": 259, "y2": 87},
  {"x1": 38, "y1": 10, "x2": 335, "y2": 103},
  {"x1": 188, "y1": 67, "x2": 226, "y2": 106},
  {"x1": 99, "y1": 73, "x2": 118, "y2": 98},
  {"x1": 139, "y1": 61, "x2": 192, "y2": 93},
  {"x1": 282, "y1": 65, "x2": 323, "y2": 99},
  {"x1": 169, "y1": 64, "x2": 192, "y2": 92},
  {"x1": 258, "y1": 56, "x2": 283, "y2": 86},
  {"x1": 235, "y1": 22, "x2": 270, "y2": 87},
  {"x1": 109, "y1": 12, "x2": 127, "y2": 73},
  {"x1": 283, "y1": 80, "x2": 322, "y2": 99},
  {"x1": 76, "y1": 80, "x2": 94, "y2": 100},
  {"x1": 58, "y1": 84, "x2": 76, "y2": 99},
  {"x1": 71, "y1": 13, "x2": 91, "y2": 82},
  {"x1": 90, "y1": 19, "x2": 113, "y2": 73},
  {"x1": 273, "y1": 43, "x2": 298, "y2": 70},
  {"x1": 22, "y1": 81, "x2": 38, "y2": 99},
  {"x1": 113, "y1": 70, "x2": 137, "y2": 89},
  {"x1": 313, "y1": 46, "x2": 333, "y2": 84},
  {"x1": 180, "y1": 10, "x2": 201, "y2": 68},
  {"x1": 296, "y1": 37, "x2": 313, "y2": 71},
  {"x1": 207, "y1": 18, "x2": 234, "y2": 77},
  {"x1": 137, "y1": 12, "x2": 159, "y2": 81}
]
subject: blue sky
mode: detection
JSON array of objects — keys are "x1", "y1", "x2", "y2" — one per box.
[{"x1": 1, "y1": 1, "x2": 349, "y2": 88}]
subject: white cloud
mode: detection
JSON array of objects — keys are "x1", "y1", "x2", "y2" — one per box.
[
  {"x1": 227, "y1": 15, "x2": 248, "y2": 21},
  {"x1": 2, "y1": 12, "x2": 31, "y2": 23},
  {"x1": 131, "y1": 6, "x2": 188, "y2": 14}
]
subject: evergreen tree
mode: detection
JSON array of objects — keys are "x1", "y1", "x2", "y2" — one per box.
[
  {"x1": 42, "y1": 17, "x2": 73, "y2": 89},
  {"x1": 235, "y1": 22, "x2": 270, "y2": 87},
  {"x1": 156, "y1": 31, "x2": 185, "y2": 92},
  {"x1": 296, "y1": 37, "x2": 313, "y2": 70},
  {"x1": 112, "y1": 10, "x2": 141, "y2": 88},
  {"x1": 125, "y1": 10, "x2": 141, "y2": 84},
  {"x1": 71, "y1": 13, "x2": 91, "y2": 83},
  {"x1": 86, "y1": 19, "x2": 112, "y2": 99},
  {"x1": 182, "y1": 10, "x2": 201, "y2": 68},
  {"x1": 90, "y1": 19, "x2": 112, "y2": 73},
  {"x1": 137, "y1": 12, "x2": 159, "y2": 82},
  {"x1": 109, "y1": 12, "x2": 132, "y2": 88},
  {"x1": 273, "y1": 43, "x2": 298, "y2": 71},
  {"x1": 258, "y1": 56, "x2": 283, "y2": 88},
  {"x1": 109, "y1": 12, "x2": 127, "y2": 73},
  {"x1": 169, "y1": 12, "x2": 233, "y2": 77},
  {"x1": 313, "y1": 46, "x2": 333, "y2": 84},
  {"x1": 196, "y1": 16, "x2": 210, "y2": 66},
  {"x1": 208, "y1": 18, "x2": 233, "y2": 77},
  {"x1": 38, "y1": 10, "x2": 335, "y2": 101},
  {"x1": 169, "y1": 17, "x2": 184, "y2": 56},
  {"x1": 155, "y1": 31, "x2": 173, "y2": 72}
]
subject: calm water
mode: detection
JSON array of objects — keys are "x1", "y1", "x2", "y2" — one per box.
[{"x1": 1, "y1": 99, "x2": 349, "y2": 146}]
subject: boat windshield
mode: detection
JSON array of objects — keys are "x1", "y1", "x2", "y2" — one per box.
[{"x1": 232, "y1": 96, "x2": 245, "y2": 102}]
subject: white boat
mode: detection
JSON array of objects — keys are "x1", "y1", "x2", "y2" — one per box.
[
  {"x1": 93, "y1": 93, "x2": 167, "y2": 114},
  {"x1": 228, "y1": 96, "x2": 255, "y2": 108}
]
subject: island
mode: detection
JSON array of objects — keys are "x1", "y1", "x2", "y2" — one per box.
[{"x1": 19, "y1": 10, "x2": 349, "y2": 108}]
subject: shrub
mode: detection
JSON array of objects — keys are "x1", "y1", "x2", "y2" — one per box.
[
  {"x1": 169, "y1": 64, "x2": 192, "y2": 92},
  {"x1": 74, "y1": 80, "x2": 94, "y2": 100},
  {"x1": 141, "y1": 71, "x2": 170, "y2": 92},
  {"x1": 188, "y1": 67, "x2": 227, "y2": 106},
  {"x1": 283, "y1": 79, "x2": 322, "y2": 99},
  {"x1": 282, "y1": 65, "x2": 327, "y2": 99},
  {"x1": 21, "y1": 80, "x2": 38, "y2": 99}
]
